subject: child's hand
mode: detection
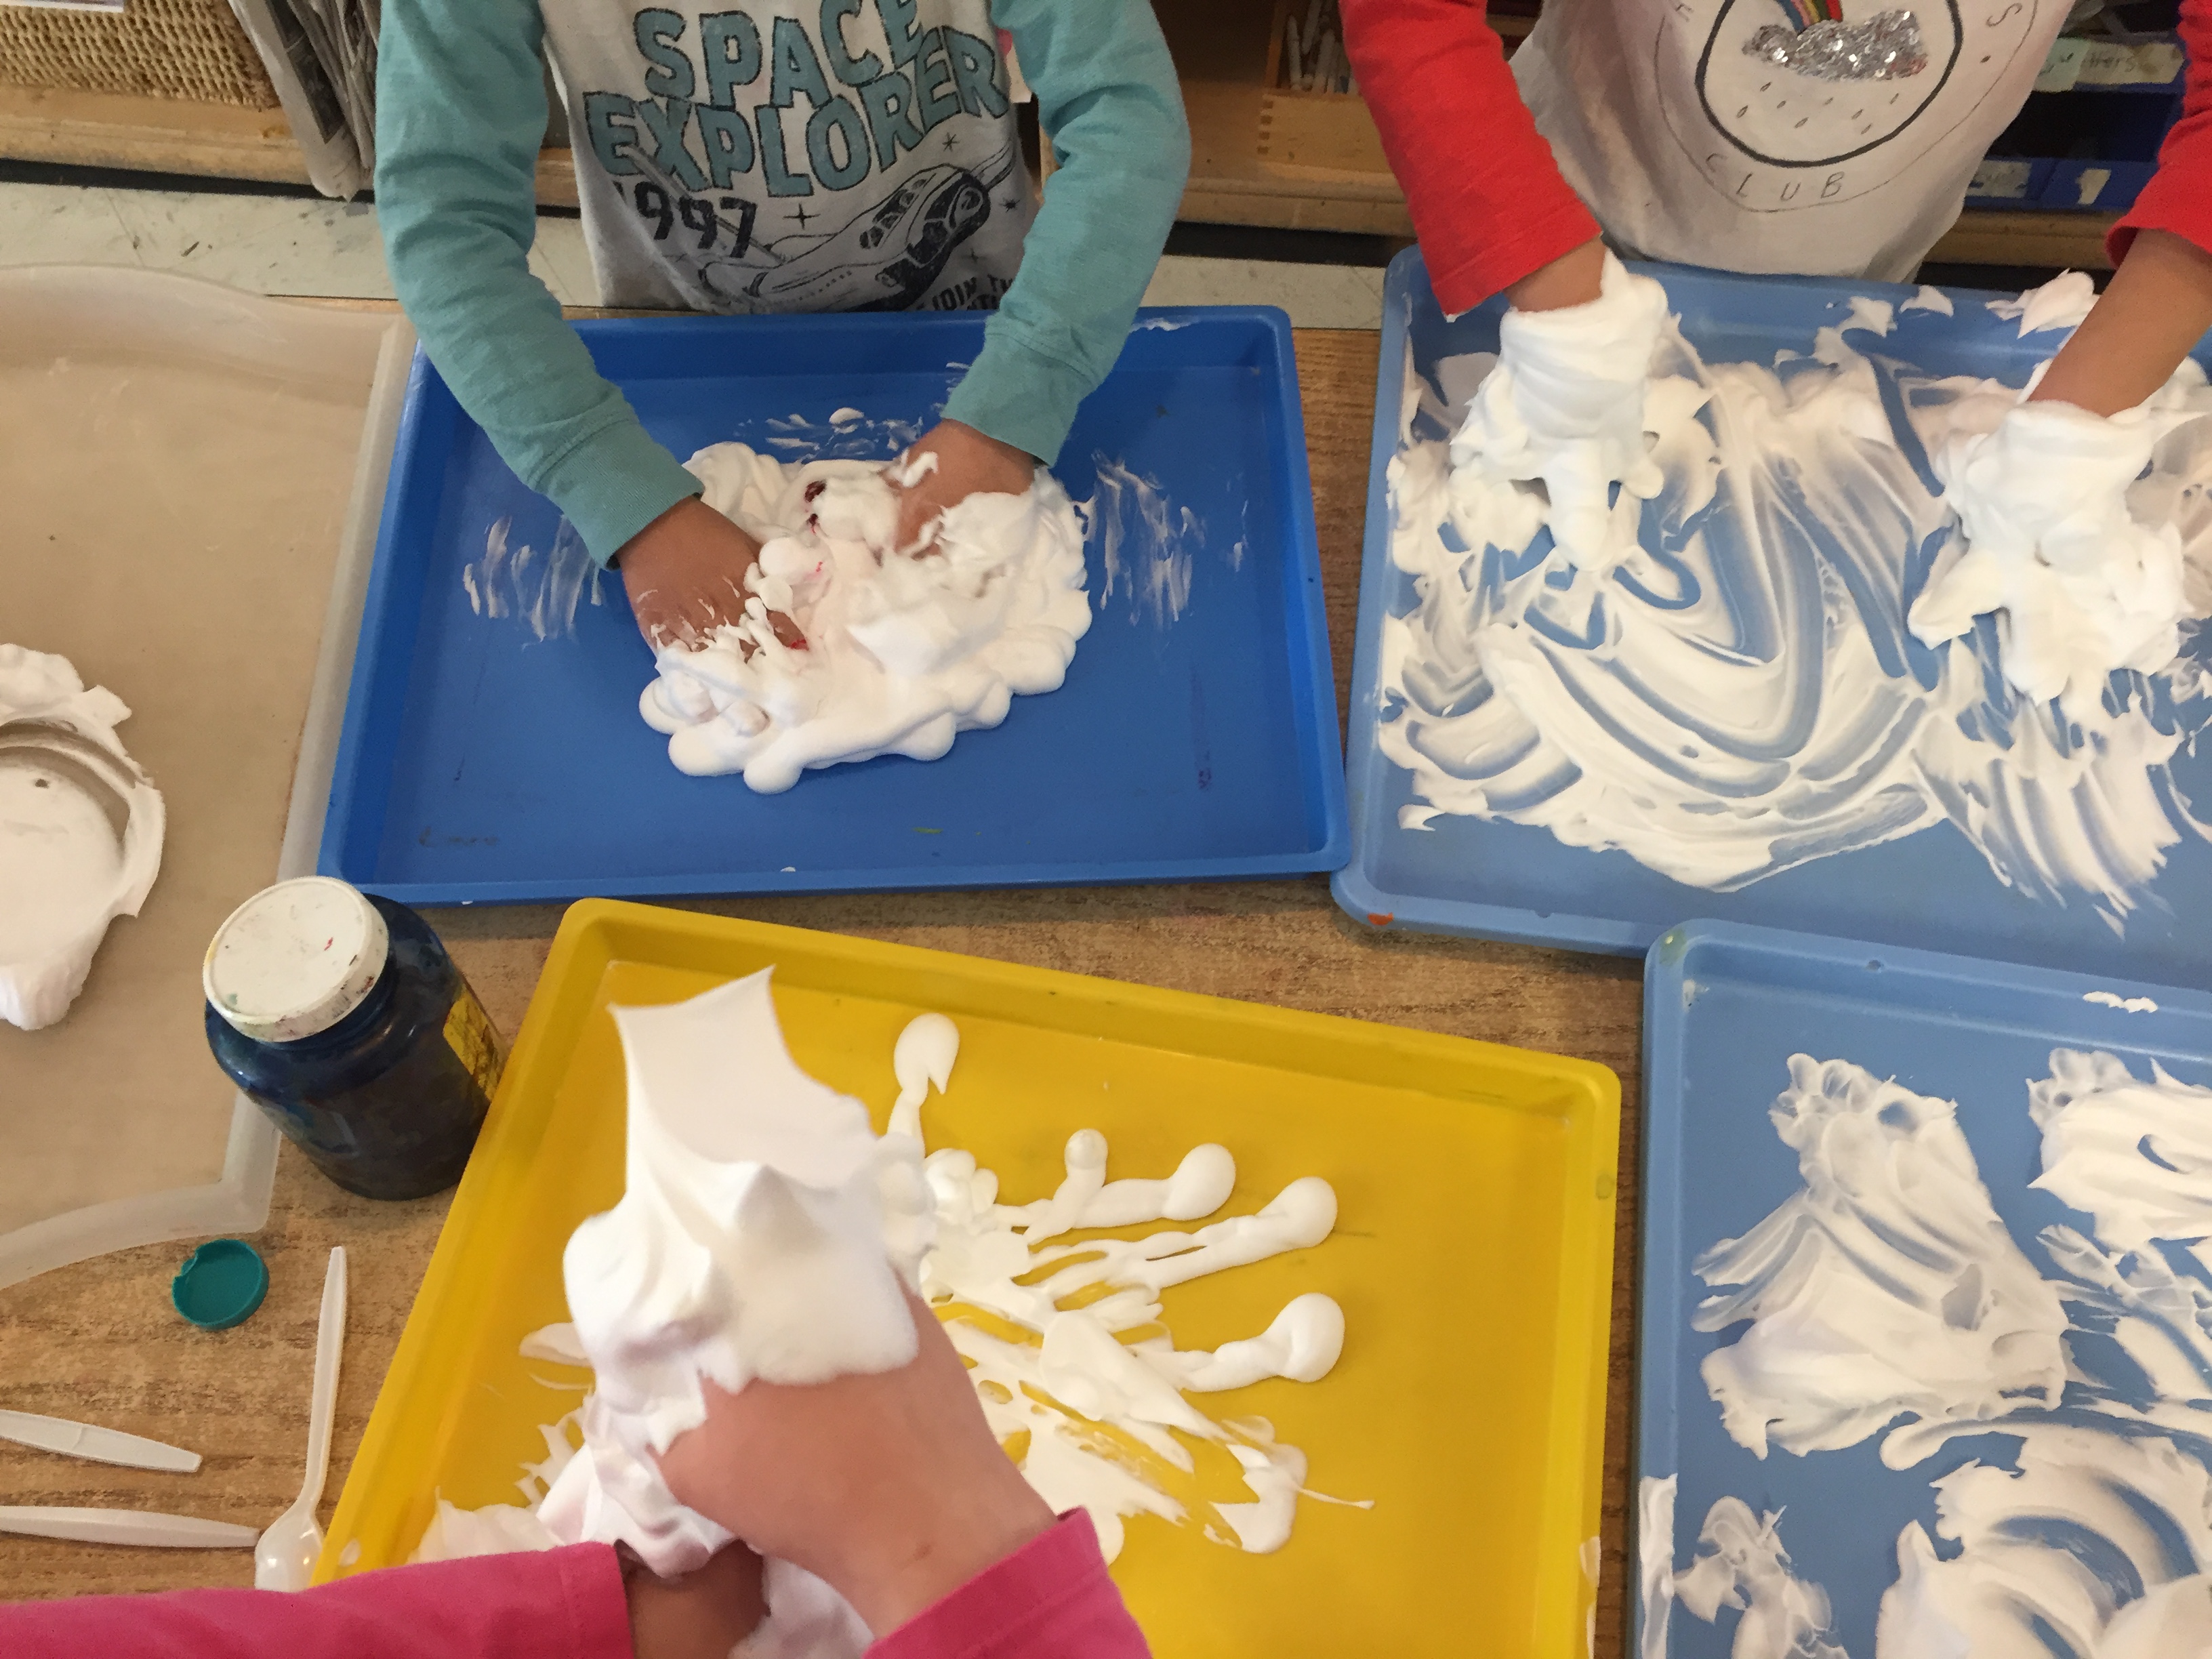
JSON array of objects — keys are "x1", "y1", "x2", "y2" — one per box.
[
  {"x1": 617, "y1": 497, "x2": 800, "y2": 651},
  {"x1": 655, "y1": 1287, "x2": 1054, "y2": 1637},
  {"x1": 893, "y1": 421, "x2": 1039, "y2": 552}
]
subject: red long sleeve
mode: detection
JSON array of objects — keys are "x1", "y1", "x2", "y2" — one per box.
[
  {"x1": 2110, "y1": 1, "x2": 2212, "y2": 264},
  {"x1": 0, "y1": 1544, "x2": 633, "y2": 1659},
  {"x1": 1340, "y1": 0, "x2": 1599, "y2": 314},
  {"x1": 872, "y1": 1512, "x2": 1148, "y2": 1659}
]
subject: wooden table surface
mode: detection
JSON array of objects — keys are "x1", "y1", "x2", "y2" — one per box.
[{"x1": 0, "y1": 330, "x2": 1647, "y2": 1654}]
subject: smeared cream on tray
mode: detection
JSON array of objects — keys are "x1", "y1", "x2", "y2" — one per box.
[
  {"x1": 1380, "y1": 276, "x2": 2212, "y2": 923},
  {"x1": 1646, "y1": 1046, "x2": 2212, "y2": 1658}
]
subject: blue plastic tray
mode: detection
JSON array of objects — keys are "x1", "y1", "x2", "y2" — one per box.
[
  {"x1": 321, "y1": 308, "x2": 1343, "y2": 903},
  {"x1": 1336, "y1": 249, "x2": 2212, "y2": 987},
  {"x1": 1638, "y1": 920, "x2": 2212, "y2": 1658}
]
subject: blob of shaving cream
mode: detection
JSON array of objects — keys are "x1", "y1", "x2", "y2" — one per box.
[
  {"x1": 1691, "y1": 1056, "x2": 2066, "y2": 1467},
  {"x1": 537, "y1": 969, "x2": 934, "y2": 1575},
  {"x1": 1910, "y1": 368, "x2": 2205, "y2": 711},
  {"x1": 640, "y1": 444, "x2": 1090, "y2": 792},
  {"x1": 1984, "y1": 270, "x2": 2097, "y2": 337},
  {"x1": 0, "y1": 644, "x2": 165, "y2": 1031},
  {"x1": 1446, "y1": 249, "x2": 1671, "y2": 571}
]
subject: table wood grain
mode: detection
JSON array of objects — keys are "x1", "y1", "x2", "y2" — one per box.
[{"x1": 0, "y1": 329, "x2": 1645, "y2": 1656}]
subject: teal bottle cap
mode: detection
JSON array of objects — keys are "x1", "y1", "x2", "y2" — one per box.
[{"x1": 171, "y1": 1239, "x2": 268, "y2": 1330}]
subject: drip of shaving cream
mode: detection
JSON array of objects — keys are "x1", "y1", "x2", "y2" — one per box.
[
  {"x1": 1691, "y1": 1055, "x2": 2066, "y2": 1467},
  {"x1": 2082, "y1": 991, "x2": 2159, "y2": 1014},
  {"x1": 918, "y1": 1120, "x2": 1348, "y2": 1561},
  {"x1": 1985, "y1": 270, "x2": 2097, "y2": 337},
  {"x1": 1902, "y1": 285, "x2": 1954, "y2": 318},
  {"x1": 1910, "y1": 371, "x2": 2203, "y2": 711},
  {"x1": 640, "y1": 443, "x2": 1090, "y2": 792},
  {"x1": 1378, "y1": 291, "x2": 2212, "y2": 916},
  {"x1": 1446, "y1": 250, "x2": 1671, "y2": 571},
  {"x1": 538, "y1": 970, "x2": 932, "y2": 1574},
  {"x1": 0, "y1": 645, "x2": 165, "y2": 1031}
]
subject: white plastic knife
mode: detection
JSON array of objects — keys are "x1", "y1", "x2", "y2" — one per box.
[
  {"x1": 0, "y1": 1410, "x2": 202, "y2": 1473},
  {"x1": 0, "y1": 1507, "x2": 253, "y2": 1548}
]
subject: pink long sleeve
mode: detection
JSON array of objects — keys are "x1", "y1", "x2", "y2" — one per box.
[
  {"x1": 1, "y1": 1543, "x2": 634, "y2": 1659},
  {"x1": 872, "y1": 1512, "x2": 1149, "y2": 1659}
]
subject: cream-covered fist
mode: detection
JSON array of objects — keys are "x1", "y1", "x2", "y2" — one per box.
[
  {"x1": 1450, "y1": 248, "x2": 1671, "y2": 571},
  {"x1": 1910, "y1": 376, "x2": 2203, "y2": 710}
]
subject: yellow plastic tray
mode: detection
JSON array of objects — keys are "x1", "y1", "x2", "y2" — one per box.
[{"x1": 321, "y1": 901, "x2": 1620, "y2": 1656}]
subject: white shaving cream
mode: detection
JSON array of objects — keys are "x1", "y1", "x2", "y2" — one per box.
[
  {"x1": 1692, "y1": 1056, "x2": 2066, "y2": 1468},
  {"x1": 1650, "y1": 1046, "x2": 2212, "y2": 1659},
  {"x1": 0, "y1": 645, "x2": 165, "y2": 1031},
  {"x1": 640, "y1": 444, "x2": 1090, "y2": 792},
  {"x1": 1984, "y1": 270, "x2": 2098, "y2": 337},
  {"x1": 1379, "y1": 276, "x2": 2212, "y2": 922},
  {"x1": 414, "y1": 985, "x2": 1355, "y2": 1633}
]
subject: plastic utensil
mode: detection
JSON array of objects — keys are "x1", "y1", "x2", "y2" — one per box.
[
  {"x1": 0, "y1": 1409, "x2": 201, "y2": 1473},
  {"x1": 0, "y1": 1507, "x2": 255, "y2": 1548},
  {"x1": 171, "y1": 1237, "x2": 268, "y2": 1329},
  {"x1": 255, "y1": 1246, "x2": 346, "y2": 1591}
]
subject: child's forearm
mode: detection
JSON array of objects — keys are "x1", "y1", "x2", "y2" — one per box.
[
  {"x1": 0, "y1": 1546, "x2": 632, "y2": 1659},
  {"x1": 1340, "y1": 0, "x2": 1598, "y2": 316},
  {"x1": 375, "y1": 0, "x2": 700, "y2": 564},
  {"x1": 939, "y1": 0, "x2": 1189, "y2": 467},
  {"x1": 2032, "y1": 231, "x2": 2212, "y2": 417}
]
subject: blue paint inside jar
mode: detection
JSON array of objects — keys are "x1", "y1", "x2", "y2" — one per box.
[{"x1": 205, "y1": 890, "x2": 501, "y2": 1201}]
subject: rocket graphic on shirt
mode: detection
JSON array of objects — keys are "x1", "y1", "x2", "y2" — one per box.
[{"x1": 542, "y1": 0, "x2": 1036, "y2": 314}]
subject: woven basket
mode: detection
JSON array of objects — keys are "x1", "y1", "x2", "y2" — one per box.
[{"x1": 0, "y1": 0, "x2": 279, "y2": 109}]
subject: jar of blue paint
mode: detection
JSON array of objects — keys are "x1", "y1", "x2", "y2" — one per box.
[{"x1": 203, "y1": 878, "x2": 501, "y2": 1200}]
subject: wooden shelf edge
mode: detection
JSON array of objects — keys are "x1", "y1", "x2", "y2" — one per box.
[
  {"x1": 0, "y1": 84, "x2": 579, "y2": 207},
  {"x1": 1927, "y1": 208, "x2": 2118, "y2": 271}
]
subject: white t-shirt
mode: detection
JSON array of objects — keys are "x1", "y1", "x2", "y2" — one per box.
[
  {"x1": 1512, "y1": 0, "x2": 2069, "y2": 281},
  {"x1": 543, "y1": 0, "x2": 1036, "y2": 314}
]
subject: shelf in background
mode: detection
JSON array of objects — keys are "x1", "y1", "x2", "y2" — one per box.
[{"x1": 0, "y1": 83, "x2": 579, "y2": 206}]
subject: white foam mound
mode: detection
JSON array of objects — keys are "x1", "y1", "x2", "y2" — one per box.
[{"x1": 640, "y1": 445, "x2": 1091, "y2": 792}]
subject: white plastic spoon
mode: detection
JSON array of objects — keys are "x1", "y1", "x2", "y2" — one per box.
[{"x1": 254, "y1": 1246, "x2": 346, "y2": 1590}]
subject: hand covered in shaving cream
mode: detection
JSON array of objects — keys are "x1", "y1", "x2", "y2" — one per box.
[
  {"x1": 891, "y1": 420, "x2": 1040, "y2": 555},
  {"x1": 1451, "y1": 246, "x2": 1669, "y2": 570},
  {"x1": 657, "y1": 1287, "x2": 1054, "y2": 1637},
  {"x1": 617, "y1": 496, "x2": 802, "y2": 653},
  {"x1": 1909, "y1": 389, "x2": 2192, "y2": 709}
]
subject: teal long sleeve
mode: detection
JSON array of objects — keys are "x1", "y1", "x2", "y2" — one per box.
[
  {"x1": 374, "y1": 0, "x2": 702, "y2": 563},
  {"x1": 941, "y1": 1, "x2": 1191, "y2": 465},
  {"x1": 374, "y1": 1, "x2": 1191, "y2": 567}
]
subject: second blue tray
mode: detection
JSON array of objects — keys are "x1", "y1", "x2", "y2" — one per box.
[
  {"x1": 1639, "y1": 920, "x2": 2212, "y2": 1658},
  {"x1": 322, "y1": 308, "x2": 1344, "y2": 903},
  {"x1": 1336, "y1": 249, "x2": 2212, "y2": 988}
]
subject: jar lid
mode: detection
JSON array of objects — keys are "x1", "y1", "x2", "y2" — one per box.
[
  {"x1": 171, "y1": 1238, "x2": 268, "y2": 1330},
  {"x1": 203, "y1": 877, "x2": 389, "y2": 1043}
]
